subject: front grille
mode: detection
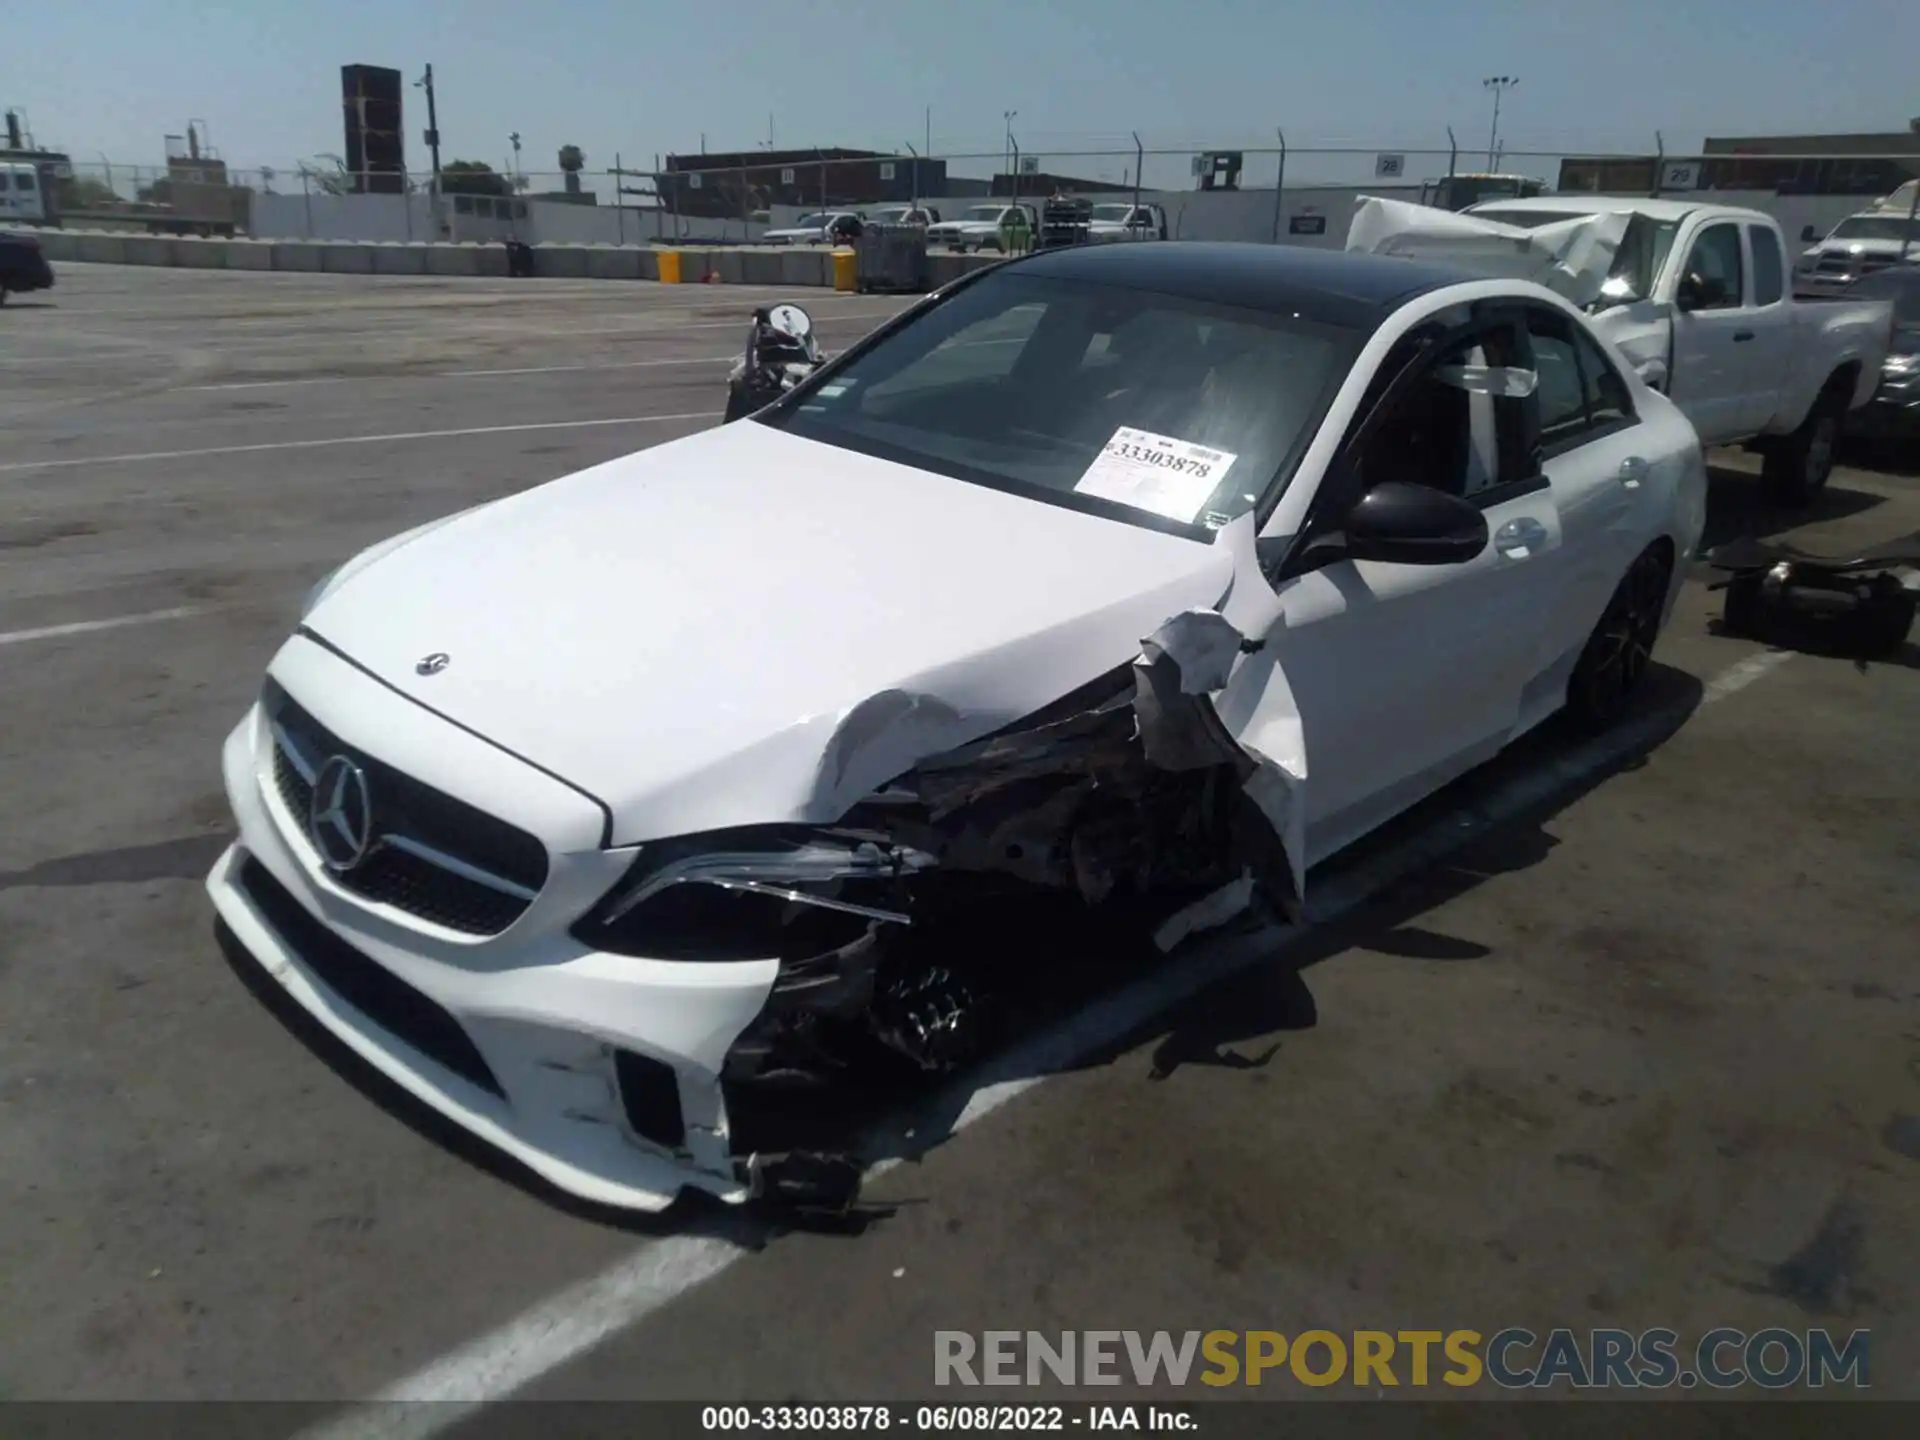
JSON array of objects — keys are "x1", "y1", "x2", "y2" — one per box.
[
  {"x1": 236, "y1": 855, "x2": 504, "y2": 1097},
  {"x1": 264, "y1": 679, "x2": 549, "y2": 936}
]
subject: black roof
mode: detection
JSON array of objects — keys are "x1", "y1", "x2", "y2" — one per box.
[{"x1": 1007, "y1": 241, "x2": 1475, "y2": 329}]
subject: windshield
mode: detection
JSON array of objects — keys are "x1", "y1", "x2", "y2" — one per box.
[
  {"x1": 758, "y1": 271, "x2": 1358, "y2": 536},
  {"x1": 1474, "y1": 208, "x2": 1680, "y2": 308},
  {"x1": 792, "y1": 213, "x2": 829, "y2": 228},
  {"x1": 1091, "y1": 205, "x2": 1134, "y2": 222},
  {"x1": 1440, "y1": 176, "x2": 1543, "y2": 209},
  {"x1": 964, "y1": 205, "x2": 1004, "y2": 222},
  {"x1": 1827, "y1": 216, "x2": 1920, "y2": 244}
]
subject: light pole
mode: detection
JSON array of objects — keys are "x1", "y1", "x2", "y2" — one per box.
[
  {"x1": 508, "y1": 131, "x2": 522, "y2": 188},
  {"x1": 1482, "y1": 76, "x2": 1518, "y2": 170},
  {"x1": 1003, "y1": 110, "x2": 1017, "y2": 191},
  {"x1": 414, "y1": 65, "x2": 444, "y2": 234}
]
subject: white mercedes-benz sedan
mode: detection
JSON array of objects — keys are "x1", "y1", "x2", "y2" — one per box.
[{"x1": 208, "y1": 241, "x2": 1707, "y2": 1212}]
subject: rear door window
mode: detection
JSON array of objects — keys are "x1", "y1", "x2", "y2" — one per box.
[{"x1": 1748, "y1": 225, "x2": 1785, "y2": 306}]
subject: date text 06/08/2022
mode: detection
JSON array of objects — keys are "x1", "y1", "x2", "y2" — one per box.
[{"x1": 701, "y1": 1405, "x2": 1196, "y2": 1432}]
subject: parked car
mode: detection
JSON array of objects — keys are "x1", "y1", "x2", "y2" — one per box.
[
  {"x1": 926, "y1": 203, "x2": 1035, "y2": 252},
  {"x1": 866, "y1": 205, "x2": 940, "y2": 227},
  {"x1": 1794, "y1": 189, "x2": 1920, "y2": 294},
  {"x1": 1087, "y1": 202, "x2": 1168, "y2": 242},
  {"x1": 0, "y1": 229, "x2": 53, "y2": 303},
  {"x1": 209, "y1": 240, "x2": 1706, "y2": 1214},
  {"x1": 1352, "y1": 194, "x2": 1894, "y2": 503},
  {"x1": 762, "y1": 211, "x2": 864, "y2": 245},
  {"x1": 1841, "y1": 265, "x2": 1920, "y2": 444}
]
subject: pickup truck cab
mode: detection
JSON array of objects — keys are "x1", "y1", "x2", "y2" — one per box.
[
  {"x1": 1087, "y1": 202, "x2": 1168, "y2": 242},
  {"x1": 926, "y1": 203, "x2": 1035, "y2": 252},
  {"x1": 1350, "y1": 194, "x2": 1893, "y2": 503}
]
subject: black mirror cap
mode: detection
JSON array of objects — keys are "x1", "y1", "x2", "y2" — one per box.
[
  {"x1": 1345, "y1": 481, "x2": 1490, "y2": 566},
  {"x1": 1801, "y1": 225, "x2": 1820, "y2": 243}
]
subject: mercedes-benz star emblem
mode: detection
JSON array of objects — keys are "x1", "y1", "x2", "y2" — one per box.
[
  {"x1": 308, "y1": 755, "x2": 374, "y2": 873},
  {"x1": 415, "y1": 652, "x2": 451, "y2": 676}
]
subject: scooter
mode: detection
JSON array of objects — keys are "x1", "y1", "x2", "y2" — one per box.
[{"x1": 723, "y1": 303, "x2": 824, "y2": 423}]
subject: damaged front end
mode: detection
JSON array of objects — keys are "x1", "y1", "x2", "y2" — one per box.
[{"x1": 588, "y1": 611, "x2": 1307, "y2": 1192}]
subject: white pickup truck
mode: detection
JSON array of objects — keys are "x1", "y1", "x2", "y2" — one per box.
[
  {"x1": 926, "y1": 203, "x2": 1036, "y2": 252},
  {"x1": 1348, "y1": 194, "x2": 1894, "y2": 504},
  {"x1": 1087, "y1": 202, "x2": 1168, "y2": 242}
]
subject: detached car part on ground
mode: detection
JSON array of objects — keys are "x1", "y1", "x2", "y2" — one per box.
[
  {"x1": 0, "y1": 230, "x2": 54, "y2": 303},
  {"x1": 1347, "y1": 195, "x2": 1893, "y2": 505},
  {"x1": 209, "y1": 242, "x2": 1706, "y2": 1213}
]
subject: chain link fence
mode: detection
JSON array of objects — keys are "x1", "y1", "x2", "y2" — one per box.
[{"x1": 30, "y1": 138, "x2": 1920, "y2": 248}]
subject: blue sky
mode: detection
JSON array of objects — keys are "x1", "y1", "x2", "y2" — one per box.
[{"x1": 7, "y1": 0, "x2": 1917, "y2": 184}]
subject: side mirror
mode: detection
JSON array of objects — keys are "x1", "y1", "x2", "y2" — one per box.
[
  {"x1": 1344, "y1": 481, "x2": 1489, "y2": 566},
  {"x1": 1801, "y1": 225, "x2": 1820, "y2": 243},
  {"x1": 766, "y1": 303, "x2": 814, "y2": 342},
  {"x1": 1676, "y1": 273, "x2": 1728, "y2": 311}
]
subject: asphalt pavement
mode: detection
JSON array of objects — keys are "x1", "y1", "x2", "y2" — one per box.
[{"x1": 0, "y1": 264, "x2": 1914, "y2": 1415}]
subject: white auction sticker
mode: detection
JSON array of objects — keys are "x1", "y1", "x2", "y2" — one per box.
[{"x1": 1073, "y1": 427, "x2": 1237, "y2": 521}]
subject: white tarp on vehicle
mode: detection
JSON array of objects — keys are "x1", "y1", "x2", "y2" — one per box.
[{"x1": 1345, "y1": 196, "x2": 1631, "y2": 310}]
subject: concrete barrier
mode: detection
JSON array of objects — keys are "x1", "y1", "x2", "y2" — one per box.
[
  {"x1": 122, "y1": 235, "x2": 173, "y2": 266},
  {"x1": 424, "y1": 244, "x2": 482, "y2": 277},
  {"x1": 713, "y1": 249, "x2": 747, "y2": 285},
  {"x1": 534, "y1": 245, "x2": 591, "y2": 279},
  {"x1": 587, "y1": 248, "x2": 642, "y2": 281},
  {"x1": 320, "y1": 244, "x2": 376, "y2": 274},
  {"x1": 740, "y1": 249, "x2": 782, "y2": 286},
  {"x1": 170, "y1": 237, "x2": 228, "y2": 268},
  {"x1": 271, "y1": 242, "x2": 323, "y2": 272},
  {"x1": 226, "y1": 239, "x2": 274, "y2": 270},
  {"x1": 372, "y1": 244, "x2": 430, "y2": 276},
  {"x1": 779, "y1": 248, "x2": 829, "y2": 287},
  {"x1": 34, "y1": 230, "x2": 80, "y2": 262},
  {"x1": 636, "y1": 249, "x2": 660, "y2": 281}
]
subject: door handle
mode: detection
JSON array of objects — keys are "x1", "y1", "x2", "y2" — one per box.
[
  {"x1": 1494, "y1": 517, "x2": 1547, "y2": 558},
  {"x1": 1617, "y1": 456, "x2": 1650, "y2": 489},
  {"x1": 1733, "y1": 330, "x2": 1756, "y2": 342}
]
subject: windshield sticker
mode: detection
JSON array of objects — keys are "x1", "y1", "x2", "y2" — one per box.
[{"x1": 1074, "y1": 427, "x2": 1237, "y2": 522}]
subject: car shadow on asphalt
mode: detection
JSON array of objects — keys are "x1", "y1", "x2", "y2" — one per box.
[
  {"x1": 859, "y1": 659, "x2": 1708, "y2": 1193},
  {"x1": 1699, "y1": 464, "x2": 1886, "y2": 555},
  {"x1": 0, "y1": 831, "x2": 230, "y2": 892}
]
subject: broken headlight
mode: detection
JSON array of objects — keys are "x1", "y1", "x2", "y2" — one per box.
[{"x1": 570, "y1": 829, "x2": 933, "y2": 962}]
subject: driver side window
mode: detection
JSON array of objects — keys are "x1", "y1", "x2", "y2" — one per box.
[
  {"x1": 1681, "y1": 223, "x2": 1744, "y2": 310},
  {"x1": 1349, "y1": 328, "x2": 1525, "y2": 501}
]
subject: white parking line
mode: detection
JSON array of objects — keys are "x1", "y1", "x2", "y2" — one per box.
[
  {"x1": 298, "y1": 645, "x2": 1796, "y2": 1438},
  {"x1": 0, "y1": 606, "x2": 206, "y2": 648},
  {"x1": 180, "y1": 357, "x2": 737, "y2": 392},
  {"x1": 0, "y1": 412, "x2": 721, "y2": 475}
]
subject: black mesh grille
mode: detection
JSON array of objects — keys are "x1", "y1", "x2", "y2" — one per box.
[
  {"x1": 236, "y1": 855, "x2": 503, "y2": 1097},
  {"x1": 265, "y1": 680, "x2": 548, "y2": 936}
]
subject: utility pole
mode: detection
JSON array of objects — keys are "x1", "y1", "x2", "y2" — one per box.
[
  {"x1": 1003, "y1": 110, "x2": 1017, "y2": 193},
  {"x1": 1482, "y1": 76, "x2": 1518, "y2": 170},
  {"x1": 415, "y1": 64, "x2": 444, "y2": 236}
]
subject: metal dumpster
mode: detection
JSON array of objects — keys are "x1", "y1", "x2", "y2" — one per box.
[{"x1": 855, "y1": 223, "x2": 929, "y2": 293}]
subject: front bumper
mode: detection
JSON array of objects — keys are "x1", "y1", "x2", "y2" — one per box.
[
  {"x1": 1848, "y1": 375, "x2": 1920, "y2": 438},
  {"x1": 206, "y1": 635, "x2": 780, "y2": 1212}
]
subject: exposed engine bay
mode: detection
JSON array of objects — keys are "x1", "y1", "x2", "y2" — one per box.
[{"x1": 682, "y1": 627, "x2": 1303, "y2": 1138}]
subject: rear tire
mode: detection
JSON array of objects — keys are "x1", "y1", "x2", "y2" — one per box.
[
  {"x1": 1763, "y1": 389, "x2": 1844, "y2": 507},
  {"x1": 1564, "y1": 546, "x2": 1671, "y2": 730}
]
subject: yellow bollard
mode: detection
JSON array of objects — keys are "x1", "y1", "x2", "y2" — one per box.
[
  {"x1": 658, "y1": 249, "x2": 683, "y2": 284},
  {"x1": 832, "y1": 247, "x2": 858, "y2": 293}
]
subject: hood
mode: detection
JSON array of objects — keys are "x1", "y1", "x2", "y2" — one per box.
[
  {"x1": 1346, "y1": 196, "x2": 1630, "y2": 309},
  {"x1": 305, "y1": 420, "x2": 1236, "y2": 845}
]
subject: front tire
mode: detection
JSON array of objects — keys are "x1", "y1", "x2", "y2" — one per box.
[
  {"x1": 1763, "y1": 391, "x2": 1843, "y2": 507},
  {"x1": 1564, "y1": 546, "x2": 1671, "y2": 730}
]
